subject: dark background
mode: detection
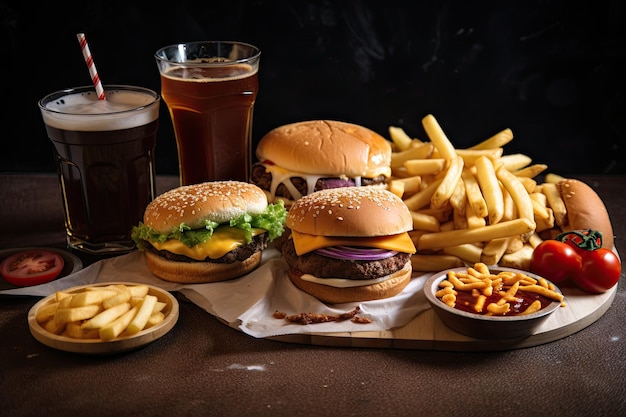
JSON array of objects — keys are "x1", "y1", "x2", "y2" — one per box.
[{"x1": 1, "y1": 0, "x2": 624, "y2": 176}]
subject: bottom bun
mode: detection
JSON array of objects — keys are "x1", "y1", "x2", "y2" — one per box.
[
  {"x1": 144, "y1": 250, "x2": 262, "y2": 283},
  {"x1": 287, "y1": 263, "x2": 412, "y2": 304}
]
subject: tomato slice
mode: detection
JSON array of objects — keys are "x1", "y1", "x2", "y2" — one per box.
[{"x1": 0, "y1": 249, "x2": 65, "y2": 286}]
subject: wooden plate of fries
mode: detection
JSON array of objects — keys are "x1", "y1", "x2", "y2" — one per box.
[
  {"x1": 28, "y1": 282, "x2": 179, "y2": 354},
  {"x1": 424, "y1": 264, "x2": 564, "y2": 340}
]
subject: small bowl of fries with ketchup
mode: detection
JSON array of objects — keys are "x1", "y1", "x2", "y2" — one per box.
[{"x1": 424, "y1": 263, "x2": 565, "y2": 340}]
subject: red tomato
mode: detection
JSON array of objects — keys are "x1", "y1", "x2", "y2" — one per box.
[
  {"x1": 0, "y1": 249, "x2": 65, "y2": 286},
  {"x1": 573, "y1": 248, "x2": 621, "y2": 293},
  {"x1": 530, "y1": 240, "x2": 581, "y2": 283}
]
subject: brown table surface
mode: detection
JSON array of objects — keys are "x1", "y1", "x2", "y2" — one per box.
[{"x1": 1, "y1": 173, "x2": 625, "y2": 417}]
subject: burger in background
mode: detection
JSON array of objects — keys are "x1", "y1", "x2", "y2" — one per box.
[
  {"x1": 250, "y1": 120, "x2": 392, "y2": 206},
  {"x1": 280, "y1": 186, "x2": 416, "y2": 304},
  {"x1": 132, "y1": 181, "x2": 287, "y2": 283}
]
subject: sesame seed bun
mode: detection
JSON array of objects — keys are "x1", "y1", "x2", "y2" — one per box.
[
  {"x1": 287, "y1": 263, "x2": 412, "y2": 304},
  {"x1": 286, "y1": 187, "x2": 413, "y2": 237},
  {"x1": 144, "y1": 250, "x2": 262, "y2": 284},
  {"x1": 255, "y1": 120, "x2": 392, "y2": 178},
  {"x1": 143, "y1": 181, "x2": 268, "y2": 234}
]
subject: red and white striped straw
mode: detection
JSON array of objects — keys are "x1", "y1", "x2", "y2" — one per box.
[{"x1": 76, "y1": 33, "x2": 106, "y2": 100}]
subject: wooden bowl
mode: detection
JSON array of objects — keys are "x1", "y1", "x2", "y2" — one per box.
[
  {"x1": 424, "y1": 267, "x2": 563, "y2": 340},
  {"x1": 28, "y1": 282, "x2": 179, "y2": 354}
]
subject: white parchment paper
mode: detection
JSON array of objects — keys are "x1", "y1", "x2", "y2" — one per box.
[{"x1": 0, "y1": 249, "x2": 432, "y2": 338}]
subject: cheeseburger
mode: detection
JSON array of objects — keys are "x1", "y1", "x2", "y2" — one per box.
[
  {"x1": 250, "y1": 120, "x2": 392, "y2": 205},
  {"x1": 281, "y1": 186, "x2": 417, "y2": 304},
  {"x1": 132, "y1": 181, "x2": 287, "y2": 283}
]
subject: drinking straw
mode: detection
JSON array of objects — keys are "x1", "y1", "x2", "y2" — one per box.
[{"x1": 76, "y1": 33, "x2": 106, "y2": 100}]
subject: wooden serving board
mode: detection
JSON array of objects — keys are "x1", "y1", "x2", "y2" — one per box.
[{"x1": 266, "y1": 284, "x2": 616, "y2": 351}]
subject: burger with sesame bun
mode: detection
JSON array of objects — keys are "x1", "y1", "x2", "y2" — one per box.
[
  {"x1": 250, "y1": 120, "x2": 392, "y2": 206},
  {"x1": 131, "y1": 181, "x2": 287, "y2": 283},
  {"x1": 280, "y1": 186, "x2": 416, "y2": 304}
]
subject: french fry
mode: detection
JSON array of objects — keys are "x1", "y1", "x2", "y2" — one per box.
[
  {"x1": 416, "y1": 206, "x2": 452, "y2": 222},
  {"x1": 442, "y1": 244, "x2": 483, "y2": 264},
  {"x1": 461, "y1": 170, "x2": 488, "y2": 218},
  {"x1": 431, "y1": 157, "x2": 464, "y2": 208},
  {"x1": 128, "y1": 284, "x2": 150, "y2": 298},
  {"x1": 55, "y1": 304, "x2": 102, "y2": 326},
  {"x1": 517, "y1": 176, "x2": 537, "y2": 194},
  {"x1": 146, "y1": 312, "x2": 166, "y2": 328},
  {"x1": 390, "y1": 175, "x2": 422, "y2": 197},
  {"x1": 66, "y1": 322, "x2": 99, "y2": 339},
  {"x1": 102, "y1": 284, "x2": 132, "y2": 309},
  {"x1": 153, "y1": 301, "x2": 167, "y2": 314},
  {"x1": 35, "y1": 302, "x2": 59, "y2": 323},
  {"x1": 475, "y1": 155, "x2": 504, "y2": 225},
  {"x1": 422, "y1": 114, "x2": 457, "y2": 160},
  {"x1": 469, "y1": 128, "x2": 514, "y2": 150},
  {"x1": 80, "y1": 302, "x2": 131, "y2": 331},
  {"x1": 403, "y1": 158, "x2": 445, "y2": 175},
  {"x1": 388, "y1": 180, "x2": 405, "y2": 198},
  {"x1": 501, "y1": 186, "x2": 516, "y2": 221},
  {"x1": 417, "y1": 218, "x2": 535, "y2": 251},
  {"x1": 527, "y1": 232, "x2": 544, "y2": 249},
  {"x1": 411, "y1": 254, "x2": 464, "y2": 272},
  {"x1": 455, "y1": 148, "x2": 503, "y2": 166},
  {"x1": 391, "y1": 142, "x2": 434, "y2": 168},
  {"x1": 448, "y1": 177, "x2": 466, "y2": 215},
  {"x1": 480, "y1": 237, "x2": 512, "y2": 266},
  {"x1": 505, "y1": 236, "x2": 524, "y2": 254},
  {"x1": 545, "y1": 173, "x2": 566, "y2": 183},
  {"x1": 55, "y1": 290, "x2": 72, "y2": 302},
  {"x1": 541, "y1": 182, "x2": 568, "y2": 227},
  {"x1": 454, "y1": 206, "x2": 469, "y2": 230},
  {"x1": 530, "y1": 193, "x2": 550, "y2": 220},
  {"x1": 411, "y1": 211, "x2": 440, "y2": 232},
  {"x1": 99, "y1": 305, "x2": 139, "y2": 341},
  {"x1": 388, "y1": 126, "x2": 415, "y2": 151},
  {"x1": 496, "y1": 166, "x2": 535, "y2": 239},
  {"x1": 514, "y1": 163, "x2": 548, "y2": 178},
  {"x1": 465, "y1": 200, "x2": 486, "y2": 229},
  {"x1": 498, "y1": 153, "x2": 532, "y2": 171},
  {"x1": 498, "y1": 244, "x2": 535, "y2": 271},
  {"x1": 403, "y1": 178, "x2": 442, "y2": 211},
  {"x1": 69, "y1": 289, "x2": 118, "y2": 308},
  {"x1": 45, "y1": 318, "x2": 66, "y2": 335},
  {"x1": 126, "y1": 295, "x2": 158, "y2": 334}
]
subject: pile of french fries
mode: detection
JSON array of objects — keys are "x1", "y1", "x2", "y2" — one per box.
[
  {"x1": 387, "y1": 114, "x2": 568, "y2": 272},
  {"x1": 35, "y1": 284, "x2": 167, "y2": 341}
]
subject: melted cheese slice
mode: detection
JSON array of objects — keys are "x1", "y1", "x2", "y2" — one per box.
[
  {"x1": 261, "y1": 163, "x2": 395, "y2": 202},
  {"x1": 291, "y1": 230, "x2": 416, "y2": 256},
  {"x1": 150, "y1": 227, "x2": 265, "y2": 261}
]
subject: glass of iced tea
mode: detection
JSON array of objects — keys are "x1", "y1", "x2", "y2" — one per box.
[
  {"x1": 38, "y1": 85, "x2": 160, "y2": 255},
  {"x1": 154, "y1": 41, "x2": 260, "y2": 185}
]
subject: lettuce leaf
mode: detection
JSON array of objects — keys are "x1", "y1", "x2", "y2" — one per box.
[{"x1": 132, "y1": 201, "x2": 287, "y2": 250}]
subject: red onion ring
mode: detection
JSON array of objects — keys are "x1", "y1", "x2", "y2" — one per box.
[{"x1": 314, "y1": 245, "x2": 398, "y2": 261}]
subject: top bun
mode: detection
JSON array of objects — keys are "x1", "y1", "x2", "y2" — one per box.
[
  {"x1": 255, "y1": 120, "x2": 392, "y2": 178},
  {"x1": 557, "y1": 179, "x2": 614, "y2": 249},
  {"x1": 286, "y1": 187, "x2": 413, "y2": 237},
  {"x1": 143, "y1": 181, "x2": 268, "y2": 234}
]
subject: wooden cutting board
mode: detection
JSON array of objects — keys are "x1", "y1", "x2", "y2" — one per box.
[{"x1": 267, "y1": 284, "x2": 617, "y2": 351}]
